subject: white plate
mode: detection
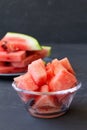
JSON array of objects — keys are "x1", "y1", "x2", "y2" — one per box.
[{"x1": 0, "y1": 57, "x2": 52, "y2": 77}]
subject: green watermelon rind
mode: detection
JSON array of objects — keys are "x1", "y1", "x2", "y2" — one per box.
[
  {"x1": 4, "y1": 32, "x2": 42, "y2": 50},
  {"x1": 42, "y1": 46, "x2": 52, "y2": 56}
]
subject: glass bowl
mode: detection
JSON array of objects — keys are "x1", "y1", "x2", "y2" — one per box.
[{"x1": 12, "y1": 82, "x2": 81, "y2": 118}]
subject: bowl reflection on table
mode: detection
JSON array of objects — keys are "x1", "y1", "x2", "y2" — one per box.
[{"x1": 12, "y1": 82, "x2": 81, "y2": 118}]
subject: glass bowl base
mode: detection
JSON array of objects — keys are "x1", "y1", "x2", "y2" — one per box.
[{"x1": 29, "y1": 109, "x2": 68, "y2": 118}]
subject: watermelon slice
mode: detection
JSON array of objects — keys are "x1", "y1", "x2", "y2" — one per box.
[
  {"x1": 1, "y1": 32, "x2": 42, "y2": 52},
  {"x1": 0, "y1": 51, "x2": 26, "y2": 62},
  {"x1": 11, "y1": 46, "x2": 51, "y2": 68},
  {"x1": 49, "y1": 69, "x2": 77, "y2": 91},
  {"x1": 28, "y1": 59, "x2": 47, "y2": 86},
  {"x1": 0, "y1": 65, "x2": 27, "y2": 73}
]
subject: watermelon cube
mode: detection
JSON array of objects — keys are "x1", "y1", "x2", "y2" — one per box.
[
  {"x1": 33, "y1": 95, "x2": 57, "y2": 109},
  {"x1": 51, "y1": 58, "x2": 66, "y2": 75},
  {"x1": 28, "y1": 59, "x2": 47, "y2": 86},
  {"x1": 32, "y1": 85, "x2": 59, "y2": 112},
  {"x1": 40, "y1": 84, "x2": 49, "y2": 92},
  {"x1": 14, "y1": 73, "x2": 38, "y2": 91},
  {"x1": 46, "y1": 62, "x2": 54, "y2": 82},
  {"x1": 59, "y1": 57, "x2": 75, "y2": 74},
  {"x1": 49, "y1": 69, "x2": 77, "y2": 91}
]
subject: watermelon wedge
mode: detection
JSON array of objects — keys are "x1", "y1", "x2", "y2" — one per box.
[
  {"x1": 0, "y1": 32, "x2": 52, "y2": 74},
  {"x1": 0, "y1": 66, "x2": 27, "y2": 73},
  {"x1": 11, "y1": 46, "x2": 51, "y2": 68},
  {"x1": 1, "y1": 32, "x2": 42, "y2": 52},
  {"x1": 0, "y1": 51, "x2": 26, "y2": 62}
]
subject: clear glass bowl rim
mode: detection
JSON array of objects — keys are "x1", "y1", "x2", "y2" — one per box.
[{"x1": 12, "y1": 81, "x2": 82, "y2": 95}]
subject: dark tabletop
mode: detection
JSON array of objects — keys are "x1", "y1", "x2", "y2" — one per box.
[{"x1": 0, "y1": 43, "x2": 87, "y2": 130}]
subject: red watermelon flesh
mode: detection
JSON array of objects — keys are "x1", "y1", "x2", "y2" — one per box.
[
  {"x1": 0, "y1": 51, "x2": 26, "y2": 62},
  {"x1": 59, "y1": 57, "x2": 75, "y2": 74},
  {"x1": 0, "y1": 65, "x2": 27, "y2": 73},
  {"x1": 32, "y1": 85, "x2": 60, "y2": 113},
  {"x1": 49, "y1": 69, "x2": 77, "y2": 91},
  {"x1": 1, "y1": 32, "x2": 41, "y2": 52},
  {"x1": 11, "y1": 46, "x2": 51, "y2": 68},
  {"x1": 51, "y1": 59, "x2": 66, "y2": 75},
  {"x1": 0, "y1": 32, "x2": 51, "y2": 74},
  {"x1": 46, "y1": 62, "x2": 54, "y2": 82},
  {"x1": 1, "y1": 37, "x2": 26, "y2": 51},
  {"x1": 0, "y1": 62, "x2": 5, "y2": 66},
  {"x1": 13, "y1": 58, "x2": 78, "y2": 115},
  {"x1": 40, "y1": 84, "x2": 49, "y2": 92},
  {"x1": 33, "y1": 95, "x2": 58, "y2": 110},
  {"x1": 28, "y1": 59, "x2": 47, "y2": 86},
  {"x1": 0, "y1": 43, "x2": 5, "y2": 51},
  {"x1": 14, "y1": 73, "x2": 38, "y2": 102},
  {"x1": 14, "y1": 73, "x2": 38, "y2": 91}
]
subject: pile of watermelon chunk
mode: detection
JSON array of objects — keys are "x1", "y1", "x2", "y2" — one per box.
[
  {"x1": 14, "y1": 57, "x2": 78, "y2": 107},
  {"x1": 0, "y1": 32, "x2": 51, "y2": 73},
  {"x1": 14, "y1": 58, "x2": 77, "y2": 92}
]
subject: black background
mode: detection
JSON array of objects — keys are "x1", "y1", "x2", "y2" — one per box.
[{"x1": 0, "y1": 0, "x2": 87, "y2": 43}]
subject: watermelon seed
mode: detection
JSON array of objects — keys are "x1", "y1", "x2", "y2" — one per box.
[{"x1": 1, "y1": 41, "x2": 8, "y2": 50}]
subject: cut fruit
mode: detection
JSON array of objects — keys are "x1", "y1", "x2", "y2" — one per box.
[
  {"x1": 13, "y1": 58, "x2": 77, "y2": 91},
  {"x1": 40, "y1": 84, "x2": 50, "y2": 93},
  {"x1": 0, "y1": 42, "x2": 5, "y2": 51},
  {"x1": 14, "y1": 73, "x2": 38, "y2": 91},
  {"x1": 32, "y1": 85, "x2": 58, "y2": 112},
  {"x1": 0, "y1": 62, "x2": 5, "y2": 66},
  {"x1": 49, "y1": 69, "x2": 77, "y2": 91},
  {"x1": 1, "y1": 32, "x2": 42, "y2": 52},
  {"x1": 46, "y1": 62, "x2": 54, "y2": 82},
  {"x1": 33, "y1": 95, "x2": 58, "y2": 109},
  {"x1": 11, "y1": 46, "x2": 51, "y2": 68},
  {"x1": 28, "y1": 59, "x2": 47, "y2": 86},
  {"x1": 0, "y1": 51, "x2": 26, "y2": 62},
  {"x1": 0, "y1": 32, "x2": 52, "y2": 74},
  {"x1": 0, "y1": 66, "x2": 27, "y2": 73},
  {"x1": 12, "y1": 58, "x2": 78, "y2": 117},
  {"x1": 59, "y1": 57, "x2": 75, "y2": 74},
  {"x1": 51, "y1": 58, "x2": 66, "y2": 75}
]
